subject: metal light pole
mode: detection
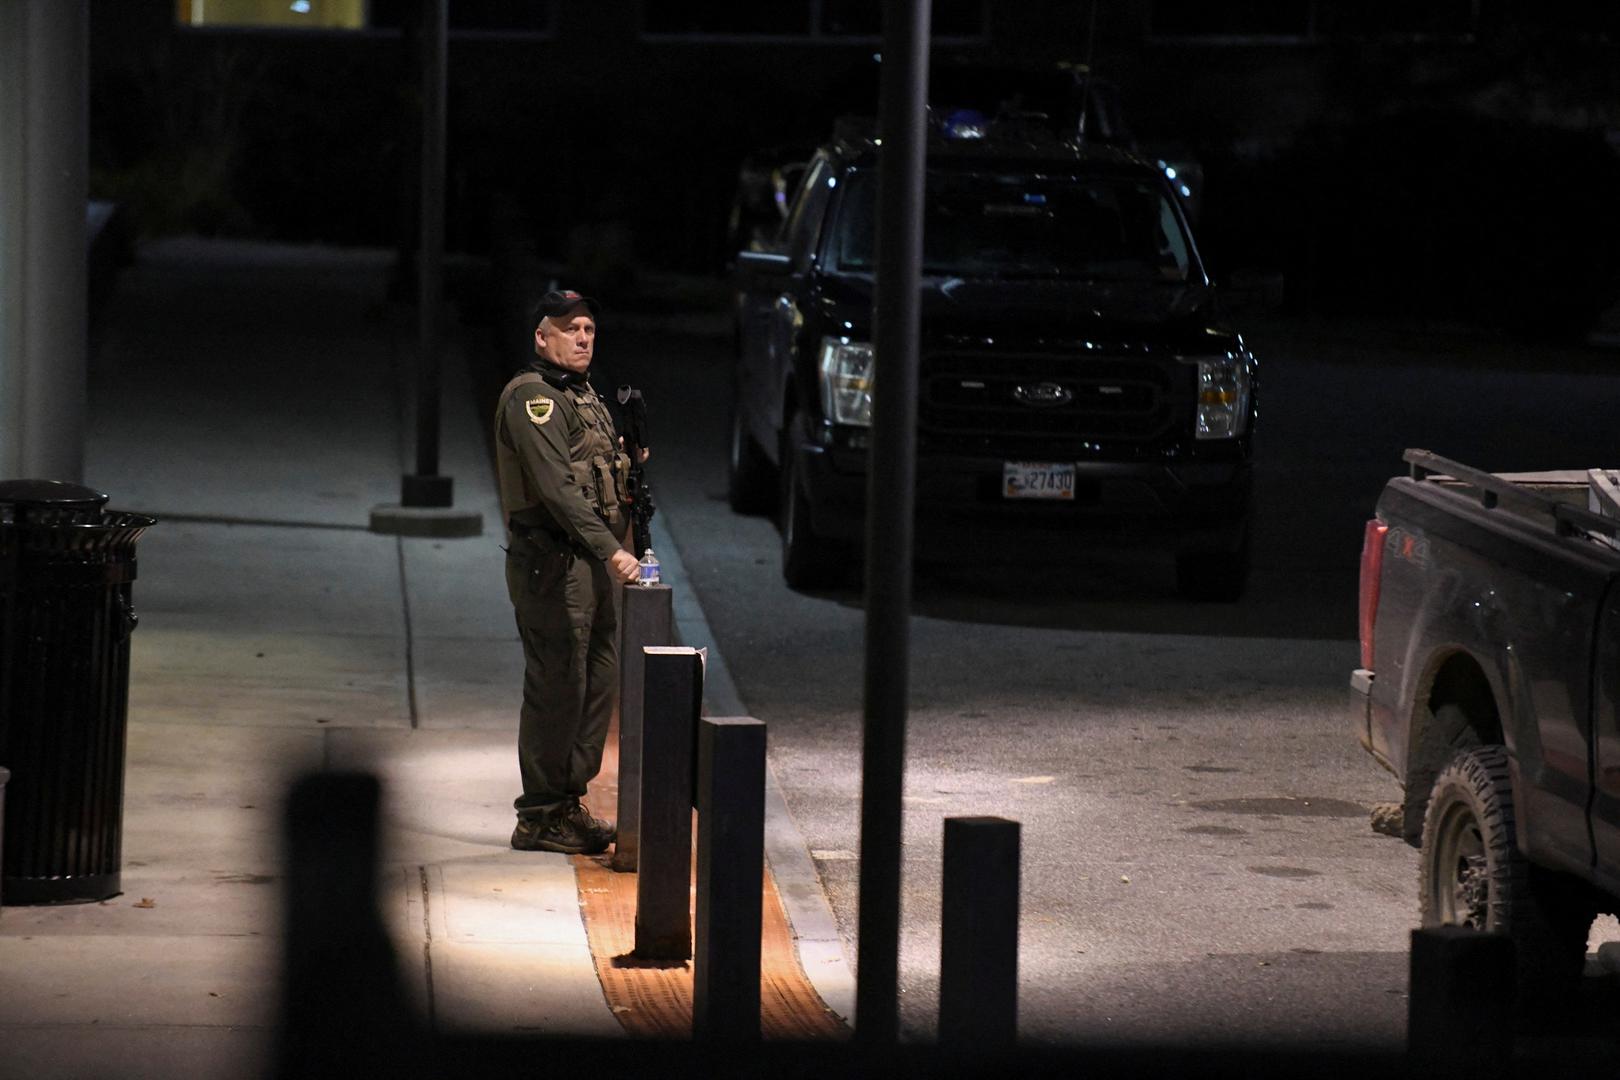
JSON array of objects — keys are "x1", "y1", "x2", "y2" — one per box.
[
  {"x1": 403, "y1": 0, "x2": 449, "y2": 508},
  {"x1": 856, "y1": 0, "x2": 930, "y2": 1045},
  {"x1": 372, "y1": 0, "x2": 479, "y2": 538}
]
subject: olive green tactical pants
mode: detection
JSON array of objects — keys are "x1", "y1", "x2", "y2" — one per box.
[{"x1": 506, "y1": 543, "x2": 617, "y2": 819}]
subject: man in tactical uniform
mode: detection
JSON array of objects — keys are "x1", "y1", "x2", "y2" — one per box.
[{"x1": 495, "y1": 289, "x2": 641, "y2": 854}]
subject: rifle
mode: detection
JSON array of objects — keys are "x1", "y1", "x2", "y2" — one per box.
[{"x1": 615, "y1": 385, "x2": 655, "y2": 558}]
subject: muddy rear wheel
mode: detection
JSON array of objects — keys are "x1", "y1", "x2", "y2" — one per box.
[{"x1": 1418, "y1": 741, "x2": 1593, "y2": 1001}]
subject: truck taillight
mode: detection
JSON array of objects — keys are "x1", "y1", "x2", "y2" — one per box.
[{"x1": 1359, "y1": 519, "x2": 1388, "y2": 670}]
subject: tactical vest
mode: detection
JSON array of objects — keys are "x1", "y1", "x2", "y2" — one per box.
[{"x1": 495, "y1": 371, "x2": 630, "y2": 537}]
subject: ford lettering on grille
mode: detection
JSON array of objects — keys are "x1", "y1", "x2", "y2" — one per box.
[{"x1": 1012, "y1": 381, "x2": 1072, "y2": 407}]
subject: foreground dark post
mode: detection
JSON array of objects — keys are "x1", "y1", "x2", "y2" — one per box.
[
  {"x1": 0, "y1": 0, "x2": 88, "y2": 480},
  {"x1": 276, "y1": 772, "x2": 423, "y2": 1079},
  {"x1": 402, "y1": 0, "x2": 449, "y2": 507},
  {"x1": 858, "y1": 0, "x2": 931, "y2": 1045},
  {"x1": 693, "y1": 717, "x2": 767, "y2": 1041},
  {"x1": 1407, "y1": 926, "x2": 1514, "y2": 1079},
  {"x1": 633, "y1": 646, "x2": 703, "y2": 960},
  {"x1": 612, "y1": 583, "x2": 673, "y2": 872},
  {"x1": 939, "y1": 817, "x2": 1020, "y2": 1049}
]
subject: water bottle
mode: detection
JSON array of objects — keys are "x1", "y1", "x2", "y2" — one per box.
[{"x1": 637, "y1": 547, "x2": 660, "y2": 586}]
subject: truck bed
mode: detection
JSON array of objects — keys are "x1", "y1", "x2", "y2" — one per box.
[{"x1": 1405, "y1": 450, "x2": 1620, "y2": 551}]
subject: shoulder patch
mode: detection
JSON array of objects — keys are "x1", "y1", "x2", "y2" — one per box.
[{"x1": 524, "y1": 398, "x2": 554, "y2": 426}]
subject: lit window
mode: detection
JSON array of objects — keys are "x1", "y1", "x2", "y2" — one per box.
[
  {"x1": 177, "y1": 0, "x2": 556, "y2": 35},
  {"x1": 176, "y1": 0, "x2": 366, "y2": 30}
]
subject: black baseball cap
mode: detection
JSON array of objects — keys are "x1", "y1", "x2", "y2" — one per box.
[{"x1": 531, "y1": 289, "x2": 599, "y2": 328}]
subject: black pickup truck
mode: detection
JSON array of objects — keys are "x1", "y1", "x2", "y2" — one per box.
[
  {"x1": 728, "y1": 119, "x2": 1256, "y2": 597},
  {"x1": 1352, "y1": 449, "x2": 1620, "y2": 992}
]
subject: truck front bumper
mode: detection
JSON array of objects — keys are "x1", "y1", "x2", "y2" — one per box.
[{"x1": 797, "y1": 442, "x2": 1251, "y2": 554}]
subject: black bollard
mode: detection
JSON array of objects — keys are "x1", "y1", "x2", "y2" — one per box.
[
  {"x1": 633, "y1": 646, "x2": 703, "y2": 960},
  {"x1": 1407, "y1": 925, "x2": 1514, "y2": 1079},
  {"x1": 612, "y1": 583, "x2": 673, "y2": 872},
  {"x1": 275, "y1": 772, "x2": 424, "y2": 1079},
  {"x1": 939, "y1": 816, "x2": 1020, "y2": 1050},
  {"x1": 693, "y1": 717, "x2": 767, "y2": 1041}
]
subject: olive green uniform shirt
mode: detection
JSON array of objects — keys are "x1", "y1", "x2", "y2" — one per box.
[{"x1": 494, "y1": 366, "x2": 629, "y2": 560}]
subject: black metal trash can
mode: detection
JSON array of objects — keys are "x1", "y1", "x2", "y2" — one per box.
[{"x1": 0, "y1": 480, "x2": 155, "y2": 904}]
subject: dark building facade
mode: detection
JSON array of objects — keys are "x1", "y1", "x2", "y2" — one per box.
[{"x1": 89, "y1": 1, "x2": 1620, "y2": 329}]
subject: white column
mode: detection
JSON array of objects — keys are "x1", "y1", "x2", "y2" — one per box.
[{"x1": 0, "y1": 0, "x2": 89, "y2": 482}]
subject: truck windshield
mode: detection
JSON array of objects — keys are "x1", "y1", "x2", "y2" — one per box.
[{"x1": 828, "y1": 168, "x2": 1193, "y2": 282}]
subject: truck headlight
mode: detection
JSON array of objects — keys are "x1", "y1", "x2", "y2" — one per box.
[
  {"x1": 1190, "y1": 352, "x2": 1253, "y2": 439},
  {"x1": 818, "y1": 337, "x2": 874, "y2": 427}
]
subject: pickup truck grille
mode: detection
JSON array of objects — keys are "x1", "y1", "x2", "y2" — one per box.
[{"x1": 919, "y1": 351, "x2": 1184, "y2": 454}]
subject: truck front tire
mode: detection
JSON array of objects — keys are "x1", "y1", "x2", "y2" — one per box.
[
  {"x1": 727, "y1": 404, "x2": 775, "y2": 514},
  {"x1": 1418, "y1": 742, "x2": 1593, "y2": 1003},
  {"x1": 779, "y1": 415, "x2": 848, "y2": 590}
]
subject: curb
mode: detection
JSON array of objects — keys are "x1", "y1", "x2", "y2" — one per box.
[{"x1": 648, "y1": 512, "x2": 857, "y2": 1028}]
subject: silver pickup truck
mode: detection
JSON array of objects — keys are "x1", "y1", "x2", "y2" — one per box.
[{"x1": 1351, "y1": 449, "x2": 1620, "y2": 996}]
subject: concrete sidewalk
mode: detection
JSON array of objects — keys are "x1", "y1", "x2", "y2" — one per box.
[{"x1": 0, "y1": 239, "x2": 622, "y2": 1079}]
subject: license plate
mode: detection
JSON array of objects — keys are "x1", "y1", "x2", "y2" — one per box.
[{"x1": 1003, "y1": 461, "x2": 1076, "y2": 500}]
